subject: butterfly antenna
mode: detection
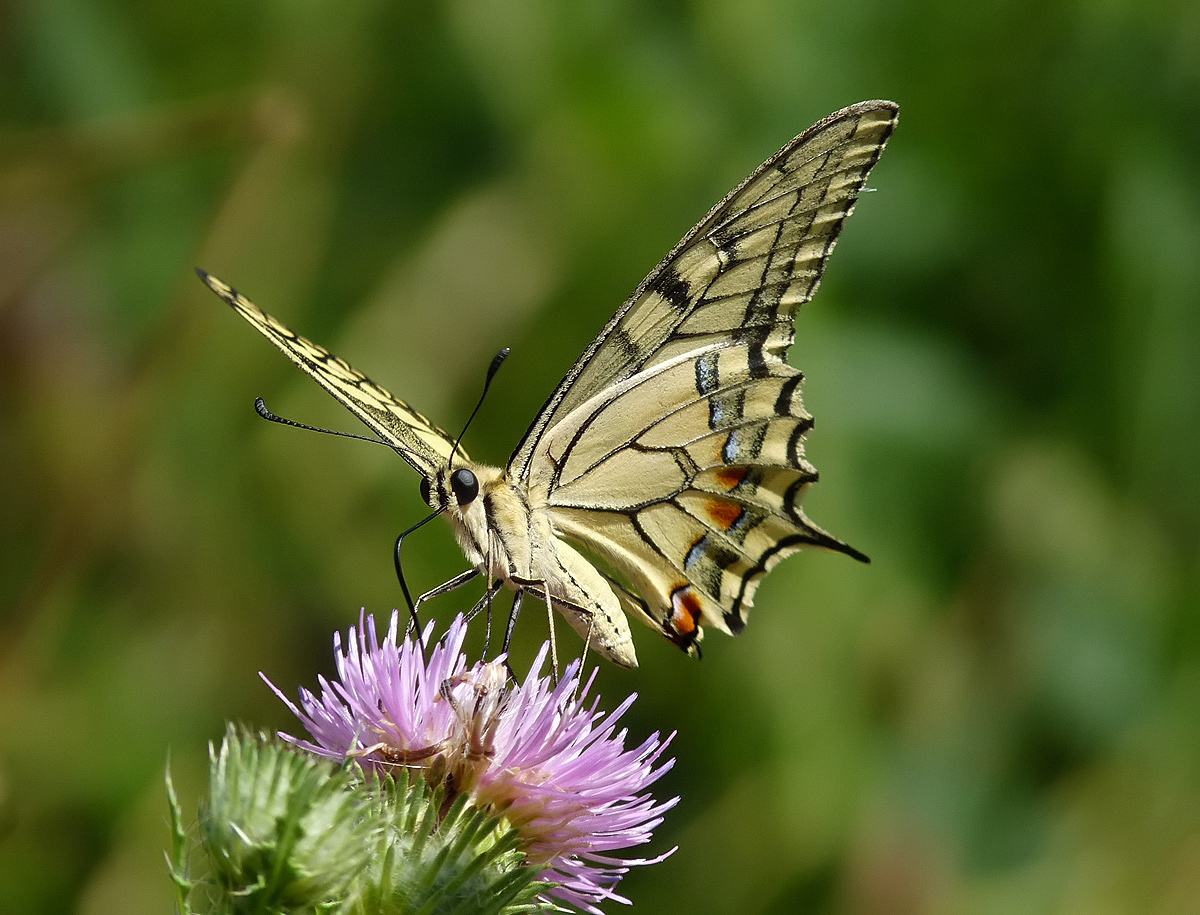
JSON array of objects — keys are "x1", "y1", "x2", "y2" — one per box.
[
  {"x1": 255, "y1": 397, "x2": 395, "y2": 450},
  {"x1": 448, "y1": 348, "x2": 510, "y2": 468},
  {"x1": 394, "y1": 508, "x2": 445, "y2": 652}
]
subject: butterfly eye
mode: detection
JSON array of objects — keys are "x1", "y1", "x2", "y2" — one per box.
[
  {"x1": 419, "y1": 476, "x2": 432, "y2": 506},
  {"x1": 450, "y1": 468, "x2": 479, "y2": 505}
]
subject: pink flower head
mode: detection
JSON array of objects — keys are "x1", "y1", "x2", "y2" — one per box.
[{"x1": 264, "y1": 613, "x2": 677, "y2": 912}]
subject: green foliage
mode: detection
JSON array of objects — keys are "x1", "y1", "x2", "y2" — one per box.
[
  {"x1": 3, "y1": 0, "x2": 1200, "y2": 913},
  {"x1": 167, "y1": 759, "x2": 195, "y2": 915}
]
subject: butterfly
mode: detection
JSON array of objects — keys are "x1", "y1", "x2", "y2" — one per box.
[{"x1": 199, "y1": 100, "x2": 897, "y2": 669}]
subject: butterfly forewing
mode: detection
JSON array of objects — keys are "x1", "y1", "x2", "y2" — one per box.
[
  {"x1": 199, "y1": 271, "x2": 459, "y2": 477},
  {"x1": 511, "y1": 101, "x2": 898, "y2": 479},
  {"x1": 515, "y1": 101, "x2": 896, "y2": 651}
]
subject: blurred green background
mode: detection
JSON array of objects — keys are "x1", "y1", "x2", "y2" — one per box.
[{"x1": 3, "y1": 0, "x2": 1200, "y2": 912}]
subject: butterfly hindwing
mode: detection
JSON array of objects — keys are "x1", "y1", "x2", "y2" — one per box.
[
  {"x1": 532, "y1": 346, "x2": 859, "y2": 650},
  {"x1": 517, "y1": 100, "x2": 896, "y2": 651},
  {"x1": 199, "y1": 270, "x2": 458, "y2": 477}
]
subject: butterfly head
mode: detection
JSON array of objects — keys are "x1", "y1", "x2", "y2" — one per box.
[
  {"x1": 420, "y1": 466, "x2": 483, "y2": 512},
  {"x1": 422, "y1": 461, "x2": 511, "y2": 572}
]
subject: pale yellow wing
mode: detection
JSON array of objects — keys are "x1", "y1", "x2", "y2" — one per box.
[
  {"x1": 198, "y1": 270, "x2": 458, "y2": 478},
  {"x1": 511, "y1": 101, "x2": 897, "y2": 476},
  {"x1": 515, "y1": 101, "x2": 896, "y2": 653}
]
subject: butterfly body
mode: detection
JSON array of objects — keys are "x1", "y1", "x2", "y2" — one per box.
[
  {"x1": 201, "y1": 100, "x2": 898, "y2": 669},
  {"x1": 424, "y1": 459, "x2": 639, "y2": 666}
]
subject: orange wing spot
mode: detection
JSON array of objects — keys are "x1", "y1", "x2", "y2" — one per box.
[
  {"x1": 715, "y1": 466, "x2": 747, "y2": 490},
  {"x1": 669, "y1": 585, "x2": 703, "y2": 636},
  {"x1": 706, "y1": 498, "x2": 743, "y2": 530}
]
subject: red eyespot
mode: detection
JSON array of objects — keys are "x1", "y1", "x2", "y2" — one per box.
[
  {"x1": 715, "y1": 466, "x2": 747, "y2": 490},
  {"x1": 669, "y1": 585, "x2": 702, "y2": 636},
  {"x1": 705, "y1": 499, "x2": 743, "y2": 530}
]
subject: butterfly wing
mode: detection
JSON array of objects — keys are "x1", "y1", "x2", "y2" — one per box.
[
  {"x1": 199, "y1": 270, "x2": 459, "y2": 478},
  {"x1": 513, "y1": 101, "x2": 896, "y2": 652}
]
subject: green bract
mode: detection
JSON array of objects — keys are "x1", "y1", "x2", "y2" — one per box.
[{"x1": 167, "y1": 730, "x2": 558, "y2": 915}]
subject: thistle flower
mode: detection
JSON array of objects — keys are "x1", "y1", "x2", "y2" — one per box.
[{"x1": 265, "y1": 613, "x2": 677, "y2": 913}]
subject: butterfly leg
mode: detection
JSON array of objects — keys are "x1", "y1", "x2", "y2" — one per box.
[
  {"x1": 408, "y1": 564, "x2": 482, "y2": 634},
  {"x1": 574, "y1": 613, "x2": 596, "y2": 699},
  {"x1": 501, "y1": 589, "x2": 524, "y2": 681},
  {"x1": 465, "y1": 579, "x2": 505, "y2": 655},
  {"x1": 483, "y1": 529, "x2": 497, "y2": 655},
  {"x1": 483, "y1": 588, "x2": 493, "y2": 657},
  {"x1": 543, "y1": 581, "x2": 559, "y2": 685},
  {"x1": 412, "y1": 568, "x2": 480, "y2": 621},
  {"x1": 506, "y1": 566, "x2": 636, "y2": 670}
]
